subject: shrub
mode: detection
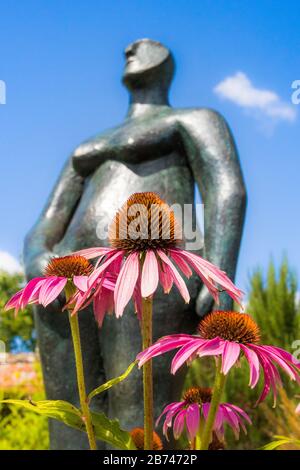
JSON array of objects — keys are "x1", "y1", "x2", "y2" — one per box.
[
  {"x1": 0, "y1": 271, "x2": 36, "y2": 351},
  {"x1": 0, "y1": 358, "x2": 49, "y2": 449}
]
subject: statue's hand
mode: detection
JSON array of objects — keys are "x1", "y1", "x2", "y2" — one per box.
[{"x1": 195, "y1": 286, "x2": 215, "y2": 318}]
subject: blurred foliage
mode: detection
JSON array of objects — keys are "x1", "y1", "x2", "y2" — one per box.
[
  {"x1": 262, "y1": 436, "x2": 300, "y2": 450},
  {"x1": 260, "y1": 389, "x2": 300, "y2": 450},
  {"x1": 0, "y1": 406, "x2": 48, "y2": 450},
  {"x1": 0, "y1": 270, "x2": 36, "y2": 351},
  {"x1": 0, "y1": 360, "x2": 49, "y2": 449},
  {"x1": 247, "y1": 258, "x2": 300, "y2": 347},
  {"x1": 185, "y1": 258, "x2": 300, "y2": 449}
]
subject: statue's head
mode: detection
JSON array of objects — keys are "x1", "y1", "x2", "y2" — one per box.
[{"x1": 122, "y1": 39, "x2": 175, "y2": 91}]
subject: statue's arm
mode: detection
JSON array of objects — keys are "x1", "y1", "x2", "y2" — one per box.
[
  {"x1": 23, "y1": 158, "x2": 84, "y2": 278},
  {"x1": 179, "y1": 109, "x2": 247, "y2": 315}
]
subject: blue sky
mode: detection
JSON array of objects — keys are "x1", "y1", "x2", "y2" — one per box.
[{"x1": 0, "y1": 0, "x2": 299, "y2": 293}]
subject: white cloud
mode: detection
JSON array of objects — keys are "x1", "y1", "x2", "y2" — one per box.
[
  {"x1": 0, "y1": 251, "x2": 22, "y2": 274},
  {"x1": 214, "y1": 72, "x2": 296, "y2": 124}
]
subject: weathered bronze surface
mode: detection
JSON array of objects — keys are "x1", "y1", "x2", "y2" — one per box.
[{"x1": 24, "y1": 39, "x2": 246, "y2": 449}]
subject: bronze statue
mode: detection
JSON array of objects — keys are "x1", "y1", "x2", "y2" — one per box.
[{"x1": 24, "y1": 39, "x2": 246, "y2": 449}]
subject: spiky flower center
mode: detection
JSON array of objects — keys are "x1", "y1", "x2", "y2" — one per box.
[
  {"x1": 109, "y1": 192, "x2": 182, "y2": 252},
  {"x1": 44, "y1": 255, "x2": 93, "y2": 278},
  {"x1": 198, "y1": 311, "x2": 261, "y2": 344},
  {"x1": 182, "y1": 386, "x2": 212, "y2": 405},
  {"x1": 130, "y1": 427, "x2": 163, "y2": 450}
]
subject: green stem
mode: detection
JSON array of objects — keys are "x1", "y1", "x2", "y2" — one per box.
[
  {"x1": 200, "y1": 357, "x2": 226, "y2": 450},
  {"x1": 69, "y1": 312, "x2": 97, "y2": 450},
  {"x1": 195, "y1": 416, "x2": 204, "y2": 450},
  {"x1": 141, "y1": 296, "x2": 153, "y2": 450}
]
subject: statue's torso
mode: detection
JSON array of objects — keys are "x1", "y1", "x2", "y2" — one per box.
[
  {"x1": 55, "y1": 109, "x2": 196, "y2": 254},
  {"x1": 54, "y1": 108, "x2": 201, "y2": 352}
]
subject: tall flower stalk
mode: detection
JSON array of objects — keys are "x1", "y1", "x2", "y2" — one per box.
[
  {"x1": 65, "y1": 283, "x2": 97, "y2": 450},
  {"x1": 199, "y1": 358, "x2": 226, "y2": 450},
  {"x1": 68, "y1": 312, "x2": 97, "y2": 449},
  {"x1": 141, "y1": 296, "x2": 153, "y2": 449}
]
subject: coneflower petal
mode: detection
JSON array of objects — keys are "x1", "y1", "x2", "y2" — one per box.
[
  {"x1": 186, "y1": 404, "x2": 200, "y2": 441},
  {"x1": 253, "y1": 351, "x2": 275, "y2": 405},
  {"x1": 5, "y1": 290, "x2": 25, "y2": 317},
  {"x1": 173, "y1": 250, "x2": 220, "y2": 302},
  {"x1": 240, "y1": 345, "x2": 260, "y2": 388},
  {"x1": 157, "y1": 250, "x2": 190, "y2": 303},
  {"x1": 225, "y1": 403, "x2": 252, "y2": 425},
  {"x1": 73, "y1": 275, "x2": 89, "y2": 292},
  {"x1": 156, "y1": 402, "x2": 184, "y2": 427},
  {"x1": 222, "y1": 341, "x2": 241, "y2": 375},
  {"x1": 19, "y1": 277, "x2": 45, "y2": 309},
  {"x1": 169, "y1": 250, "x2": 192, "y2": 278},
  {"x1": 262, "y1": 345, "x2": 300, "y2": 369},
  {"x1": 71, "y1": 246, "x2": 116, "y2": 259},
  {"x1": 133, "y1": 274, "x2": 142, "y2": 321},
  {"x1": 171, "y1": 340, "x2": 204, "y2": 374},
  {"x1": 141, "y1": 250, "x2": 159, "y2": 298},
  {"x1": 89, "y1": 251, "x2": 124, "y2": 286},
  {"x1": 173, "y1": 409, "x2": 186, "y2": 440},
  {"x1": 39, "y1": 277, "x2": 67, "y2": 307},
  {"x1": 114, "y1": 252, "x2": 139, "y2": 318},
  {"x1": 93, "y1": 288, "x2": 114, "y2": 327},
  {"x1": 254, "y1": 345, "x2": 298, "y2": 382},
  {"x1": 5, "y1": 290, "x2": 23, "y2": 310},
  {"x1": 178, "y1": 249, "x2": 244, "y2": 306},
  {"x1": 158, "y1": 262, "x2": 174, "y2": 293},
  {"x1": 137, "y1": 335, "x2": 195, "y2": 367},
  {"x1": 162, "y1": 405, "x2": 182, "y2": 440},
  {"x1": 221, "y1": 405, "x2": 240, "y2": 439},
  {"x1": 196, "y1": 337, "x2": 224, "y2": 358}
]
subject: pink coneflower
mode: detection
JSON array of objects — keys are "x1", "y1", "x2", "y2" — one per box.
[
  {"x1": 158, "y1": 386, "x2": 251, "y2": 443},
  {"x1": 5, "y1": 255, "x2": 93, "y2": 315},
  {"x1": 67, "y1": 265, "x2": 118, "y2": 327},
  {"x1": 72, "y1": 192, "x2": 243, "y2": 318},
  {"x1": 137, "y1": 311, "x2": 300, "y2": 405},
  {"x1": 4, "y1": 254, "x2": 99, "y2": 449}
]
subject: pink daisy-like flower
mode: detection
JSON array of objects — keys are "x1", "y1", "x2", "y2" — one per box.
[
  {"x1": 68, "y1": 268, "x2": 118, "y2": 327},
  {"x1": 157, "y1": 386, "x2": 251, "y2": 442},
  {"x1": 72, "y1": 192, "x2": 243, "y2": 319},
  {"x1": 137, "y1": 311, "x2": 300, "y2": 405},
  {"x1": 5, "y1": 255, "x2": 93, "y2": 316}
]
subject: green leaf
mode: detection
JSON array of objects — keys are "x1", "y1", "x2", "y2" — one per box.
[
  {"x1": 1, "y1": 399, "x2": 136, "y2": 450},
  {"x1": 91, "y1": 411, "x2": 136, "y2": 450},
  {"x1": 88, "y1": 361, "x2": 137, "y2": 402},
  {"x1": 261, "y1": 435, "x2": 300, "y2": 450},
  {"x1": 1, "y1": 400, "x2": 84, "y2": 431}
]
